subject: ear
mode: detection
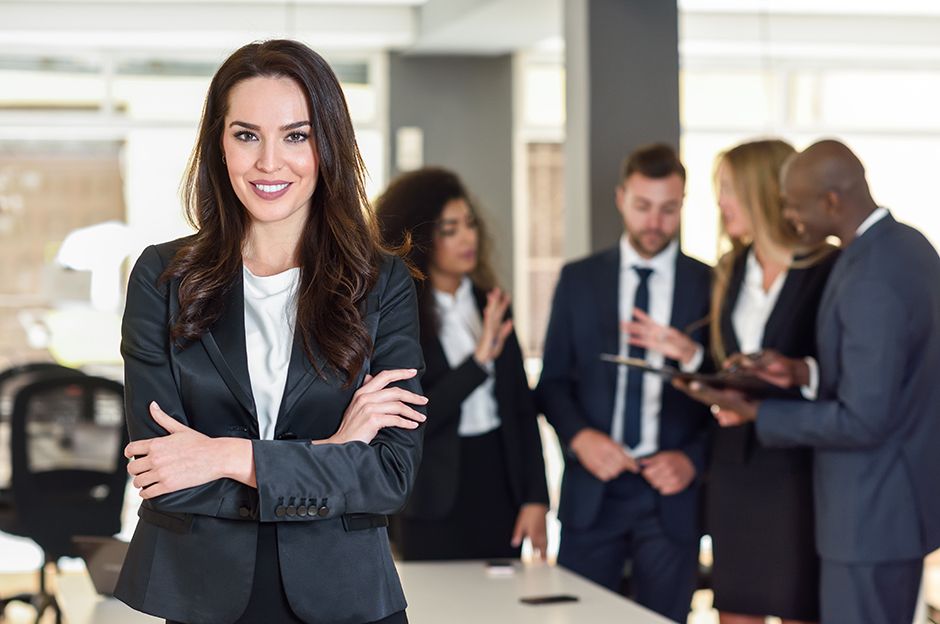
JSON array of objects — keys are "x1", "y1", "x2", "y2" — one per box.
[{"x1": 615, "y1": 184, "x2": 626, "y2": 214}]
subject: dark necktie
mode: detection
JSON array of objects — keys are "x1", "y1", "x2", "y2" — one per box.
[{"x1": 623, "y1": 266, "x2": 653, "y2": 448}]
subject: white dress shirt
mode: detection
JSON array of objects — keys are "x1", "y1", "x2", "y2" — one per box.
[
  {"x1": 856, "y1": 207, "x2": 889, "y2": 238},
  {"x1": 610, "y1": 236, "x2": 681, "y2": 457},
  {"x1": 434, "y1": 277, "x2": 501, "y2": 437},
  {"x1": 731, "y1": 249, "x2": 825, "y2": 399},
  {"x1": 243, "y1": 265, "x2": 299, "y2": 441}
]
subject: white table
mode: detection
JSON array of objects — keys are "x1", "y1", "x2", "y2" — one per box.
[
  {"x1": 396, "y1": 560, "x2": 671, "y2": 624},
  {"x1": 57, "y1": 560, "x2": 669, "y2": 624},
  {"x1": 55, "y1": 572, "x2": 159, "y2": 624}
]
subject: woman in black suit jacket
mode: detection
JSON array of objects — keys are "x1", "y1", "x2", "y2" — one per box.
[
  {"x1": 376, "y1": 168, "x2": 550, "y2": 561},
  {"x1": 116, "y1": 41, "x2": 427, "y2": 624},
  {"x1": 629, "y1": 139, "x2": 837, "y2": 624}
]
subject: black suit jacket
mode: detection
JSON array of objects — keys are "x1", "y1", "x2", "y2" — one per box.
[
  {"x1": 536, "y1": 245, "x2": 712, "y2": 541},
  {"x1": 711, "y1": 245, "x2": 839, "y2": 466},
  {"x1": 114, "y1": 239, "x2": 425, "y2": 624},
  {"x1": 400, "y1": 288, "x2": 549, "y2": 520}
]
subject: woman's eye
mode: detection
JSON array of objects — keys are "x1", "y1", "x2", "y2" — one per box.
[
  {"x1": 234, "y1": 131, "x2": 258, "y2": 142},
  {"x1": 437, "y1": 227, "x2": 457, "y2": 237},
  {"x1": 286, "y1": 132, "x2": 308, "y2": 143}
]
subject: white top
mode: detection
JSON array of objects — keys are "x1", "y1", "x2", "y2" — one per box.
[
  {"x1": 732, "y1": 249, "x2": 819, "y2": 400},
  {"x1": 610, "y1": 237, "x2": 681, "y2": 457},
  {"x1": 243, "y1": 265, "x2": 299, "y2": 441},
  {"x1": 731, "y1": 249, "x2": 787, "y2": 354},
  {"x1": 434, "y1": 277, "x2": 500, "y2": 437}
]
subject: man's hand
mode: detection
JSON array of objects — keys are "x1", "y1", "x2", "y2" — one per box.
[
  {"x1": 569, "y1": 428, "x2": 639, "y2": 481},
  {"x1": 672, "y1": 379, "x2": 760, "y2": 426},
  {"x1": 724, "y1": 349, "x2": 808, "y2": 389},
  {"x1": 638, "y1": 451, "x2": 696, "y2": 496}
]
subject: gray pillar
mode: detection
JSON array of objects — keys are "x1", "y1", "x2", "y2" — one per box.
[
  {"x1": 565, "y1": 0, "x2": 680, "y2": 257},
  {"x1": 387, "y1": 54, "x2": 514, "y2": 291}
]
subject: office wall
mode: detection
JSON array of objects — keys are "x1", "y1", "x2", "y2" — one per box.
[
  {"x1": 388, "y1": 53, "x2": 515, "y2": 290},
  {"x1": 565, "y1": 0, "x2": 681, "y2": 255}
]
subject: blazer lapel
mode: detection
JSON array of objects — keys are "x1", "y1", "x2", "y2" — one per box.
[
  {"x1": 761, "y1": 260, "x2": 799, "y2": 351},
  {"x1": 274, "y1": 333, "x2": 323, "y2": 433},
  {"x1": 200, "y1": 273, "x2": 258, "y2": 428},
  {"x1": 718, "y1": 250, "x2": 747, "y2": 355}
]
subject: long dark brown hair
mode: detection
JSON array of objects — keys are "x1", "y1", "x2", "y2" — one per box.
[
  {"x1": 374, "y1": 167, "x2": 496, "y2": 343},
  {"x1": 164, "y1": 39, "x2": 386, "y2": 387}
]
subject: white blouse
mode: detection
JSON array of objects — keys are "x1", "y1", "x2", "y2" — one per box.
[
  {"x1": 243, "y1": 265, "x2": 299, "y2": 441},
  {"x1": 731, "y1": 250, "x2": 787, "y2": 354},
  {"x1": 434, "y1": 277, "x2": 501, "y2": 437}
]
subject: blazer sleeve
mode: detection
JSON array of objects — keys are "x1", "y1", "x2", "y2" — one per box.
[
  {"x1": 505, "y1": 329, "x2": 550, "y2": 505},
  {"x1": 757, "y1": 276, "x2": 909, "y2": 449},
  {"x1": 250, "y1": 256, "x2": 427, "y2": 521},
  {"x1": 536, "y1": 265, "x2": 593, "y2": 447},
  {"x1": 122, "y1": 245, "x2": 256, "y2": 520},
  {"x1": 422, "y1": 354, "x2": 489, "y2": 439}
]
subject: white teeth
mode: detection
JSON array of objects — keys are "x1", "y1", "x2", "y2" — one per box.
[{"x1": 254, "y1": 183, "x2": 288, "y2": 193}]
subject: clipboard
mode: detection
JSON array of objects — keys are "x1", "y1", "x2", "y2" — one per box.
[{"x1": 600, "y1": 353, "x2": 794, "y2": 399}]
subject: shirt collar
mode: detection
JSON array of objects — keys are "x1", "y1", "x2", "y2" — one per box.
[
  {"x1": 433, "y1": 275, "x2": 474, "y2": 312},
  {"x1": 855, "y1": 207, "x2": 889, "y2": 238},
  {"x1": 620, "y1": 235, "x2": 678, "y2": 277}
]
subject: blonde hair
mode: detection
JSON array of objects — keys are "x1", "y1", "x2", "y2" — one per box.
[{"x1": 709, "y1": 139, "x2": 831, "y2": 363}]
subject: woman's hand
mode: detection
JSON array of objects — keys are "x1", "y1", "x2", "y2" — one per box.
[
  {"x1": 474, "y1": 288, "x2": 513, "y2": 366},
  {"x1": 125, "y1": 402, "x2": 255, "y2": 498},
  {"x1": 623, "y1": 309, "x2": 698, "y2": 366},
  {"x1": 511, "y1": 503, "x2": 549, "y2": 560},
  {"x1": 324, "y1": 369, "x2": 428, "y2": 445}
]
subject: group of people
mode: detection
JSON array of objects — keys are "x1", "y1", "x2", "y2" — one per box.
[{"x1": 112, "y1": 39, "x2": 940, "y2": 624}]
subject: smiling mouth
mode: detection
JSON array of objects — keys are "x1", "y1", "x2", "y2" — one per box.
[{"x1": 252, "y1": 182, "x2": 289, "y2": 193}]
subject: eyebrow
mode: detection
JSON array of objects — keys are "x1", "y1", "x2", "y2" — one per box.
[{"x1": 229, "y1": 120, "x2": 312, "y2": 131}]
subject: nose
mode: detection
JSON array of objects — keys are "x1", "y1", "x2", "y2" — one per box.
[
  {"x1": 255, "y1": 140, "x2": 282, "y2": 174},
  {"x1": 649, "y1": 210, "x2": 664, "y2": 231}
]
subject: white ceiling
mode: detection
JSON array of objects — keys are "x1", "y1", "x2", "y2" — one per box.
[{"x1": 2, "y1": 0, "x2": 940, "y2": 65}]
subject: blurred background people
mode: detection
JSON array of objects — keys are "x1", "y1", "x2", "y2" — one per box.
[
  {"x1": 376, "y1": 167, "x2": 549, "y2": 561},
  {"x1": 682, "y1": 140, "x2": 940, "y2": 624},
  {"x1": 536, "y1": 144, "x2": 712, "y2": 622}
]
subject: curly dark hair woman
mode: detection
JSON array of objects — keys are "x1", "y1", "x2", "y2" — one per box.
[{"x1": 376, "y1": 167, "x2": 549, "y2": 562}]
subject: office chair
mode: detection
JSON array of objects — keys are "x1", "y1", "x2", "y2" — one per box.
[
  {"x1": 0, "y1": 363, "x2": 84, "y2": 423},
  {"x1": 0, "y1": 375, "x2": 128, "y2": 624}
]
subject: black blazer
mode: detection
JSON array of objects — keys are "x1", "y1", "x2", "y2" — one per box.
[
  {"x1": 401, "y1": 288, "x2": 549, "y2": 519},
  {"x1": 536, "y1": 246, "x2": 712, "y2": 541},
  {"x1": 114, "y1": 239, "x2": 425, "y2": 624},
  {"x1": 711, "y1": 246, "x2": 839, "y2": 466}
]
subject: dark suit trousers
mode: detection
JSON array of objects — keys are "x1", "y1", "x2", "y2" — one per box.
[
  {"x1": 167, "y1": 523, "x2": 407, "y2": 624},
  {"x1": 820, "y1": 558, "x2": 921, "y2": 624},
  {"x1": 557, "y1": 472, "x2": 698, "y2": 623}
]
